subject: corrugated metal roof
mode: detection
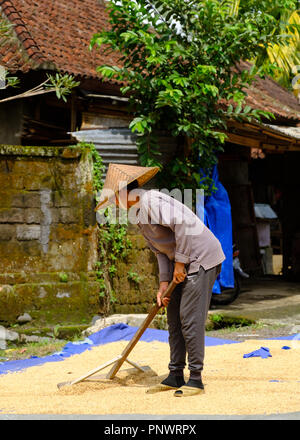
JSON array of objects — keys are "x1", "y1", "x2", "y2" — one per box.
[
  {"x1": 264, "y1": 124, "x2": 300, "y2": 140},
  {"x1": 71, "y1": 129, "x2": 139, "y2": 177},
  {"x1": 71, "y1": 128, "x2": 177, "y2": 182}
]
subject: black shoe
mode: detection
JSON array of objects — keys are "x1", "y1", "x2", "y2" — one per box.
[
  {"x1": 161, "y1": 374, "x2": 186, "y2": 388},
  {"x1": 174, "y1": 378, "x2": 204, "y2": 397},
  {"x1": 146, "y1": 374, "x2": 185, "y2": 394}
]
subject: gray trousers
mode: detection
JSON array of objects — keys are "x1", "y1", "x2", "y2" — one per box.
[{"x1": 167, "y1": 264, "x2": 222, "y2": 380}]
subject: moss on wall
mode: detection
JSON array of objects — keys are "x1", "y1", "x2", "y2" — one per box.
[
  {"x1": 0, "y1": 144, "x2": 102, "y2": 326},
  {"x1": 0, "y1": 144, "x2": 160, "y2": 324},
  {"x1": 110, "y1": 228, "x2": 159, "y2": 314},
  {"x1": 0, "y1": 277, "x2": 106, "y2": 325}
]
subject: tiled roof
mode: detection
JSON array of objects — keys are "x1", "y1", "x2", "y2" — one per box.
[
  {"x1": 1, "y1": 1, "x2": 300, "y2": 123},
  {"x1": 240, "y1": 61, "x2": 300, "y2": 123},
  {"x1": 219, "y1": 61, "x2": 300, "y2": 124},
  {"x1": 0, "y1": 0, "x2": 119, "y2": 78}
]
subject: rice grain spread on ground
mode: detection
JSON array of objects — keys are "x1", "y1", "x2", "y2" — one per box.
[{"x1": 0, "y1": 339, "x2": 299, "y2": 415}]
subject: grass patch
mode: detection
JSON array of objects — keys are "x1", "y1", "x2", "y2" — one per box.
[
  {"x1": 206, "y1": 313, "x2": 256, "y2": 331},
  {"x1": 0, "y1": 339, "x2": 67, "y2": 361},
  {"x1": 207, "y1": 321, "x2": 265, "y2": 335},
  {"x1": 0, "y1": 324, "x2": 90, "y2": 362},
  {"x1": 153, "y1": 311, "x2": 256, "y2": 332}
]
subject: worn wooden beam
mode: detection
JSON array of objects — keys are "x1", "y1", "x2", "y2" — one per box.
[
  {"x1": 227, "y1": 119, "x2": 300, "y2": 144},
  {"x1": 225, "y1": 132, "x2": 261, "y2": 148},
  {"x1": 224, "y1": 130, "x2": 300, "y2": 152}
]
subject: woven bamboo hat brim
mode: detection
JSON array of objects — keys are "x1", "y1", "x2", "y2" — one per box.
[{"x1": 95, "y1": 163, "x2": 159, "y2": 211}]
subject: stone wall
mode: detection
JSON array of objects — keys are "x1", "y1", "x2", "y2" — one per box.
[
  {"x1": 0, "y1": 144, "x2": 103, "y2": 325},
  {"x1": 111, "y1": 224, "x2": 159, "y2": 314}
]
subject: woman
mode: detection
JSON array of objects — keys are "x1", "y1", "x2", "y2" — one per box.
[{"x1": 96, "y1": 163, "x2": 225, "y2": 397}]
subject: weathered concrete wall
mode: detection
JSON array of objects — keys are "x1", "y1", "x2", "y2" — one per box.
[
  {"x1": 111, "y1": 224, "x2": 159, "y2": 314},
  {"x1": 0, "y1": 144, "x2": 103, "y2": 325}
]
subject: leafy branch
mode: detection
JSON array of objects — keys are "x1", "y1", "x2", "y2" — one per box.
[
  {"x1": 91, "y1": 0, "x2": 296, "y2": 193},
  {"x1": 84, "y1": 142, "x2": 133, "y2": 307},
  {"x1": 0, "y1": 73, "x2": 80, "y2": 103}
]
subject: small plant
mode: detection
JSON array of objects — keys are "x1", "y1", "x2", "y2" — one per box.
[
  {"x1": 97, "y1": 277, "x2": 107, "y2": 299},
  {"x1": 53, "y1": 324, "x2": 60, "y2": 338},
  {"x1": 86, "y1": 145, "x2": 133, "y2": 307},
  {"x1": 109, "y1": 289, "x2": 118, "y2": 304},
  {"x1": 94, "y1": 265, "x2": 107, "y2": 299},
  {"x1": 155, "y1": 307, "x2": 168, "y2": 330},
  {"x1": 59, "y1": 272, "x2": 68, "y2": 283},
  {"x1": 206, "y1": 313, "x2": 255, "y2": 331},
  {"x1": 127, "y1": 269, "x2": 142, "y2": 285},
  {"x1": 210, "y1": 313, "x2": 223, "y2": 324},
  {"x1": 108, "y1": 264, "x2": 117, "y2": 277},
  {"x1": 75, "y1": 141, "x2": 105, "y2": 195},
  {"x1": 0, "y1": 21, "x2": 79, "y2": 105},
  {"x1": 87, "y1": 142, "x2": 105, "y2": 194}
]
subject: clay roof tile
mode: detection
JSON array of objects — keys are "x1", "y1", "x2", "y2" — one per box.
[{"x1": 1, "y1": 0, "x2": 300, "y2": 123}]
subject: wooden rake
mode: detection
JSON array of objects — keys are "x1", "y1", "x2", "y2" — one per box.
[{"x1": 57, "y1": 280, "x2": 177, "y2": 389}]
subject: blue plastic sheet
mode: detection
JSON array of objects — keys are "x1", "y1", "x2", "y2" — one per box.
[
  {"x1": 1, "y1": 324, "x2": 297, "y2": 376},
  {"x1": 87, "y1": 323, "x2": 239, "y2": 347},
  {"x1": 243, "y1": 346, "x2": 272, "y2": 359},
  {"x1": 0, "y1": 324, "x2": 239, "y2": 376},
  {"x1": 196, "y1": 165, "x2": 234, "y2": 294},
  {"x1": 88, "y1": 323, "x2": 169, "y2": 345}
]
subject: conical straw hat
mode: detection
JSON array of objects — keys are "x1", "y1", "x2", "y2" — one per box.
[{"x1": 95, "y1": 163, "x2": 159, "y2": 211}]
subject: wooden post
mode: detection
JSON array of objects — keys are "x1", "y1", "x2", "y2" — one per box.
[{"x1": 71, "y1": 92, "x2": 76, "y2": 132}]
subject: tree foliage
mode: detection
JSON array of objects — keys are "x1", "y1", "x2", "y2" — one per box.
[
  {"x1": 258, "y1": 9, "x2": 300, "y2": 90},
  {"x1": 91, "y1": 0, "x2": 298, "y2": 193},
  {"x1": 228, "y1": 2, "x2": 300, "y2": 93}
]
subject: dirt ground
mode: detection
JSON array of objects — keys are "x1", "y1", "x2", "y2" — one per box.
[
  {"x1": 209, "y1": 276, "x2": 300, "y2": 338},
  {"x1": 207, "y1": 322, "x2": 295, "y2": 341}
]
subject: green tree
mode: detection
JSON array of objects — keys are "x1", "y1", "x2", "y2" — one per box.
[
  {"x1": 228, "y1": 1, "x2": 300, "y2": 92},
  {"x1": 91, "y1": 0, "x2": 298, "y2": 193},
  {"x1": 266, "y1": 10, "x2": 300, "y2": 87}
]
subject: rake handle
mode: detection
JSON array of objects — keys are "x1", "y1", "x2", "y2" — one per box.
[{"x1": 106, "y1": 280, "x2": 177, "y2": 379}]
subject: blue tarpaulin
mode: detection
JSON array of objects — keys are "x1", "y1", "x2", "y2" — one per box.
[
  {"x1": 0, "y1": 323, "x2": 239, "y2": 376},
  {"x1": 0, "y1": 324, "x2": 298, "y2": 376},
  {"x1": 196, "y1": 165, "x2": 235, "y2": 294},
  {"x1": 243, "y1": 346, "x2": 272, "y2": 359}
]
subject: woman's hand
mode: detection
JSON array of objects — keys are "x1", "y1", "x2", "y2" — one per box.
[
  {"x1": 173, "y1": 262, "x2": 187, "y2": 284},
  {"x1": 157, "y1": 281, "x2": 170, "y2": 307}
]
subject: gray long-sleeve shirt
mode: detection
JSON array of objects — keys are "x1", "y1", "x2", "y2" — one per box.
[{"x1": 136, "y1": 190, "x2": 225, "y2": 282}]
